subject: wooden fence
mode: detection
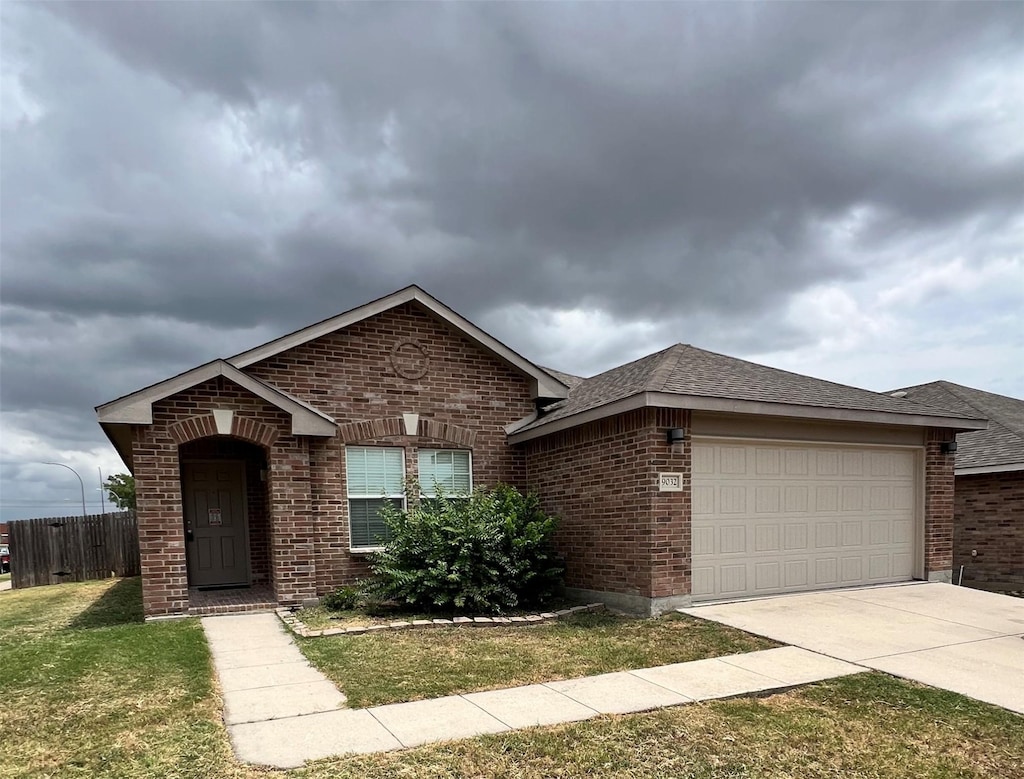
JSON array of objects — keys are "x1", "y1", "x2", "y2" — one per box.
[{"x1": 8, "y1": 512, "x2": 140, "y2": 589}]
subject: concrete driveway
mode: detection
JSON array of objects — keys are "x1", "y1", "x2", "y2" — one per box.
[{"x1": 681, "y1": 582, "x2": 1024, "y2": 714}]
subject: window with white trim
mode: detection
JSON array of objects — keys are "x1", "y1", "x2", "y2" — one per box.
[
  {"x1": 346, "y1": 446, "x2": 405, "y2": 550},
  {"x1": 418, "y1": 449, "x2": 472, "y2": 498}
]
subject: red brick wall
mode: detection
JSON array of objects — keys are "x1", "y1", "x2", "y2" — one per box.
[
  {"x1": 955, "y1": 471, "x2": 1024, "y2": 585},
  {"x1": 924, "y1": 428, "x2": 957, "y2": 579},
  {"x1": 135, "y1": 378, "x2": 296, "y2": 616},
  {"x1": 245, "y1": 302, "x2": 536, "y2": 593},
  {"x1": 131, "y1": 302, "x2": 537, "y2": 615},
  {"x1": 522, "y1": 408, "x2": 690, "y2": 603}
]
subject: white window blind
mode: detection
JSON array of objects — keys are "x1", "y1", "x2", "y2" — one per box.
[
  {"x1": 418, "y1": 449, "x2": 472, "y2": 497},
  {"x1": 346, "y1": 447, "x2": 405, "y2": 549}
]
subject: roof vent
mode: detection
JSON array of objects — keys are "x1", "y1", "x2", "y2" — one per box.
[{"x1": 889, "y1": 391, "x2": 908, "y2": 398}]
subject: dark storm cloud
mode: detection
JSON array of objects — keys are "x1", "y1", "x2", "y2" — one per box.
[
  {"x1": 2, "y1": 1, "x2": 1021, "y2": 517},
  {"x1": 30, "y1": 1, "x2": 1020, "y2": 324}
]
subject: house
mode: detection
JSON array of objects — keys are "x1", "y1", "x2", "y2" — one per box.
[
  {"x1": 96, "y1": 286, "x2": 987, "y2": 618},
  {"x1": 890, "y1": 382, "x2": 1023, "y2": 589}
]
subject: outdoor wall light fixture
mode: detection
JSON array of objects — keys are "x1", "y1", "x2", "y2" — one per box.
[
  {"x1": 667, "y1": 428, "x2": 689, "y2": 445},
  {"x1": 940, "y1": 441, "x2": 958, "y2": 454}
]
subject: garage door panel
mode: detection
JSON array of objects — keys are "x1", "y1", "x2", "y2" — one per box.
[
  {"x1": 693, "y1": 485, "x2": 715, "y2": 515},
  {"x1": 720, "y1": 565, "x2": 747, "y2": 593},
  {"x1": 783, "y1": 524, "x2": 807, "y2": 550},
  {"x1": 841, "y1": 557, "x2": 864, "y2": 582},
  {"x1": 784, "y1": 560, "x2": 808, "y2": 587},
  {"x1": 754, "y1": 562, "x2": 779, "y2": 591},
  {"x1": 692, "y1": 526, "x2": 715, "y2": 556},
  {"x1": 692, "y1": 441, "x2": 917, "y2": 602},
  {"x1": 720, "y1": 525, "x2": 748, "y2": 554},
  {"x1": 755, "y1": 525, "x2": 780, "y2": 552}
]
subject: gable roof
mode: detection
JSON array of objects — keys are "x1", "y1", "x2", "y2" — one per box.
[
  {"x1": 96, "y1": 360, "x2": 339, "y2": 469},
  {"x1": 890, "y1": 381, "x2": 1024, "y2": 474},
  {"x1": 508, "y1": 344, "x2": 988, "y2": 442},
  {"x1": 228, "y1": 285, "x2": 569, "y2": 402}
]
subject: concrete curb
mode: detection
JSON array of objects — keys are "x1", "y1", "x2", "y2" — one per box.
[{"x1": 277, "y1": 603, "x2": 606, "y2": 638}]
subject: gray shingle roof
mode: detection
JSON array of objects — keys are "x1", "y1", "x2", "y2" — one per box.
[
  {"x1": 539, "y1": 367, "x2": 585, "y2": 390},
  {"x1": 519, "y1": 344, "x2": 983, "y2": 433},
  {"x1": 891, "y1": 381, "x2": 1024, "y2": 470}
]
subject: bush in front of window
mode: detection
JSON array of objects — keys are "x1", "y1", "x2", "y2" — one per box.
[{"x1": 368, "y1": 483, "x2": 564, "y2": 613}]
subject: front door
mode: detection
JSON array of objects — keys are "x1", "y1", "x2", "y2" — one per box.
[{"x1": 183, "y1": 461, "x2": 250, "y2": 588}]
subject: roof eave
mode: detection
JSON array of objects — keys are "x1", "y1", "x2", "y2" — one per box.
[
  {"x1": 955, "y1": 462, "x2": 1024, "y2": 476},
  {"x1": 507, "y1": 391, "x2": 989, "y2": 444},
  {"x1": 96, "y1": 361, "x2": 336, "y2": 437},
  {"x1": 100, "y1": 422, "x2": 135, "y2": 474}
]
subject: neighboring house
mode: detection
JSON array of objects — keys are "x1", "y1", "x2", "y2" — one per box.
[
  {"x1": 97, "y1": 286, "x2": 986, "y2": 619},
  {"x1": 890, "y1": 381, "x2": 1023, "y2": 588}
]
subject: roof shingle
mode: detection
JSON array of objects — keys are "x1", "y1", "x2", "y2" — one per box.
[
  {"x1": 891, "y1": 381, "x2": 1024, "y2": 470},
  {"x1": 519, "y1": 344, "x2": 984, "y2": 433}
]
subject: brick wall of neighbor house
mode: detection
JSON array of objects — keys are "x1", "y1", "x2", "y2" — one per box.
[
  {"x1": 522, "y1": 407, "x2": 691, "y2": 611},
  {"x1": 923, "y1": 428, "x2": 957, "y2": 580},
  {"x1": 244, "y1": 302, "x2": 537, "y2": 594},
  {"x1": 955, "y1": 471, "x2": 1024, "y2": 585}
]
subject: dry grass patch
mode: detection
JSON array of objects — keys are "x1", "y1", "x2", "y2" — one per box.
[
  {"x1": 298, "y1": 611, "x2": 777, "y2": 707},
  {"x1": 3, "y1": 580, "x2": 1020, "y2": 779}
]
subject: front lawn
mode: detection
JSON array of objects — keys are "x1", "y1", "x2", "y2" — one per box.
[
  {"x1": 298, "y1": 611, "x2": 778, "y2": 707},
  {"x1": 1, "y1": 579, "x2": 1021, "y2": 779}
]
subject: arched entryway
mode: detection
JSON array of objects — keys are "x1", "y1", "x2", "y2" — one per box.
[{"x1": 178, "y1": 437, "x2": 271, "y2": 598}]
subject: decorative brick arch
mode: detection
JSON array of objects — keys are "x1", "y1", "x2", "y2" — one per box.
[
  {"x1": 167, "y1": 413, "x2": 280, "y2": 448},
  {"x1": 337, "y1": 416, "x2": 476, "y2": 447}
]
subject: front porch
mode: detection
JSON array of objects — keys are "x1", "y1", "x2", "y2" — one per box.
[{"x1": 188, "y1": 584, "x2": 277, "y2": 616}]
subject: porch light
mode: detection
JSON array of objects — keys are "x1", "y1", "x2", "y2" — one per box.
[
  {"x1": 667, "y1": 428, "x2": 688, "y2": 445},
  {"x1": 940, "y1": 441, "x2": 958, "y2": 454}
]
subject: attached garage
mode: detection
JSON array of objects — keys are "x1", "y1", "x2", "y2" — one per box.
[{"x1": 691, "y1": 439, "x2": 918, "y2": 601}]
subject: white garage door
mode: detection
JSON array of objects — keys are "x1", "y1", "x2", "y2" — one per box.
[{"x1": 691, "y1": 440, "x2": 917, "y2": 602}]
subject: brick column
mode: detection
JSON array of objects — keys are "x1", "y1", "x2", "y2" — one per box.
[
  {"x1": 132, "y1": 426, "x2": 188, "y2": 617},
  {"x1": 924, "y1": 428, "x2": 956, "y2": 582},
  {"x1": 268, "y1": 436, "x2": 317, "y2": 605},
  {"x1": 649, "y1": 409, "x2": 692, "y2": 606}
]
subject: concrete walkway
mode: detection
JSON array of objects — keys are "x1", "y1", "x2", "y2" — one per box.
[
  {"x1": 680, "y1": 582, "x2": 1024, "y2": 715},
  {"x1": 202, "y1": 613, "x2": 862, "y2": 769}
]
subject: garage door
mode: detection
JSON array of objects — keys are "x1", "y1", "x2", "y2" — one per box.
[{"x1": 691, "y1": 440, "x2": 917, "y2": 602}]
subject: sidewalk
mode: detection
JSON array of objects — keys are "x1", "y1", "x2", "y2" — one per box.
[{"x1": 203, "y1": 613, "x2": 862, "y2": 770}]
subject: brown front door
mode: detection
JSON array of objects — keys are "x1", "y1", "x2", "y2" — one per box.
[{"x1": 183, "y1": 461, "x2": 250, "y2": 588}]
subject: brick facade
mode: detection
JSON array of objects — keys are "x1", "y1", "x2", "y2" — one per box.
[
  {"x1": 923, "y1": 428, "x2": 957, "y2": 581},
  {"x1": 522, "y1": 408, "x2": 690, "y2": 614},
  {"x1": 120, "y1": 296, "x2": 973, "y2": 618},
  {"x1": 131, "y1": 303, "x2": 535, "y2": 616},
  {"x1": 954, "y1": 471, "x2": 1024, "y2": 585}
]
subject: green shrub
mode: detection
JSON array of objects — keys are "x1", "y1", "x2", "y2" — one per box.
[
  {"x1": 320, "y1": 585, "x2": 361, "y2": 611},
  {"x1": 369, "y1": 483, "x2": 564, "y2": 613}
]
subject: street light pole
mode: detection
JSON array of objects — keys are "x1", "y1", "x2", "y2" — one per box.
[
  {"x1": 42, "y1": 462, "x2": 88, "y2": 520},
  {"x1": 98, "y1": 467, "x2": 106, "y2": 516}
]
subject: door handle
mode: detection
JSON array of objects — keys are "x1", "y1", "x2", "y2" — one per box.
[{"x1": 186, "y1": 524, "x2": 194, "y2": 543}]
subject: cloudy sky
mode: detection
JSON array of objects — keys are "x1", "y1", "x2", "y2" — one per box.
[{"x1": 2, "y1": 2, "x2": 1022, "y2": 521}]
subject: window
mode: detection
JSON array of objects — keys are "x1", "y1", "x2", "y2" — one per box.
[
  {"x1": 418, "y1": 449, "x2": 472, "y2": 497},
  {"x1": 346, "y1": 447, "x2": 405, "y2": 550}
]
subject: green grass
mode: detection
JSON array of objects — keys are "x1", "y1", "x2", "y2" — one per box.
[
  {"x1": 0, "y1": 572, "x2": 10, "y2": 583},
  {"x1": 0, "y1": 578, "x2": 236, "y2": 779},
  {"x1": 297, "y1": 612, "x2": 772, "y2": 707},
  {"x1": 2, "y1": 579, "x2": 1021, "y2": 779}
]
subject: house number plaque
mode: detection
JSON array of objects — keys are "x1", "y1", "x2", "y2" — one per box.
[{"x1": 658, "y1": 473, "x2": 684, "y2": 492}]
